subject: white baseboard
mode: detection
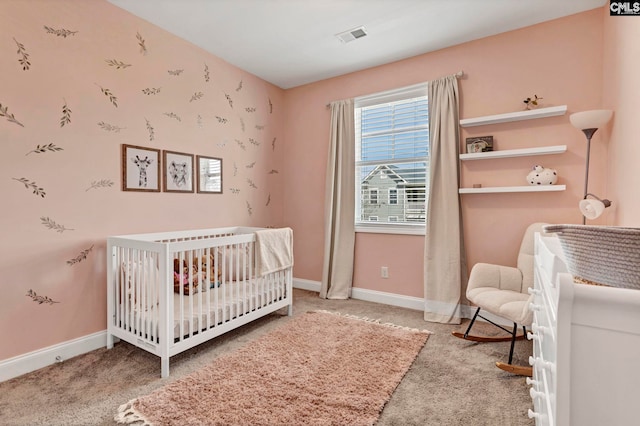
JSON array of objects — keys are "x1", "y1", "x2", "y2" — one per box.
[
  {"x1": 0, "y1": 330, "x2": 106, "y2": 383},
  {"x1": 294, "y1": 278, "x2": 436, "y2": 312},
  {"x1": 2, "y1": 279, "x2": 509, "y2": 383},
  {"x1": 293, "y1": 277, "x2": 511, "y2": 325}
]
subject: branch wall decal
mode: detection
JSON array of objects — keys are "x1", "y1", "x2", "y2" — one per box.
[
  {"x1": 189, "y1": 92, "x2": 204, "y2": 102},
  {"x1": 26, "y1": 289, "x2": 59, "y2": 305},
  {"x1": 204, "y1": 63, "x2": 210, "y2": 82},
  {"x1": 95, "y1": 84, "x2": 118, "y2": 107},
  {"x1": 86, "y1": 179, "x2": 114, "y2": 191},
  {"x1": 97, "y1": 121, "x2": 124, "y2": 132},
  {"x1": 141, "y1": 87, "x2": 161, "y2": 95},
  {"x1": 164, "y1": 112, "x2": 181, "y2": 122},
  {"x1": 41, "y1": 217, "x2": 74, "y2": 233},
  {"x1": 25, "y1": 143, "x2": 63, "y2": 155},
  {"x1": 136, "y1": 32, "x2": 147, "y2": 55},
  {"x1": 167, "y1": 69, "x2": 183, "y2": 76},
  {"x1": 67, "y1": 245, "x2": 94, "y2": 266},
  {"x1": 44, "y1": 26, "x2": 78, "y2": 37},
  {"x1": 12, "y1": 177, "x2": 46, "y2": 197},
  {"x1": 145, "y1": 118, "x2": 155, "y2": 141},
  {"x1": 13, "y1": 37, "x2": 30, "y2": 70},
  {"x1": 105, "y1": 59, "x2": 132, "y2": 69},
  {"x1": 60, "y1": 100, "x2": 71, "y2": 127},
  {"x1": 1, "y1": 103, "x2": 25, "y2": 127}
]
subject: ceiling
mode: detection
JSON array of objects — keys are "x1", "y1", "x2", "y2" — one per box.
[{"x1": 107, "y1": 0, "x2": 606, "y2": 89}]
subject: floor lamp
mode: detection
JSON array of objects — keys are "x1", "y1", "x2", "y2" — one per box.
[{"x1": 569, "y1": 109, "x2": 613, "y2": 224}]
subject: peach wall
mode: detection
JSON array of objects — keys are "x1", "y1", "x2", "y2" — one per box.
[
  {"x1": 602, "y1": 9, "x2": 640, "y2": 226},
  {"x1": 0, "y1": 0, "x2": 284, "y2": 360},
  {"x1": 283, "y1": 9, "x2": 605, "y2": 298}
]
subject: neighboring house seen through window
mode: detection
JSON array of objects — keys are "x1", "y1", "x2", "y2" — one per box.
[{"x1": 355, "y1": 84, "x2": 428, "y2": 234}]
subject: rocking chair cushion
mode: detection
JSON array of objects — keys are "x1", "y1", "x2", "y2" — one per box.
[{"x1": 467, "y1": 286, "x2": 532, "y2": 326}]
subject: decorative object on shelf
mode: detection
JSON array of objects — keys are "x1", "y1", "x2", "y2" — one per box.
[
  {"x1": 569, "y1": 109, "x2": 614, "y2": 223},
  {"x1": 526, "y1": 165, "x2": 558, "y2": 185},
  {"x1": 465, "y1": 136, "x2": 493, "y2": 153},
  {"x1": 523, "y1": 94, "x2": 543, "y2": 110},
  {"x1": 579, "y1": 193, "x2": 611, "y2": 220}
]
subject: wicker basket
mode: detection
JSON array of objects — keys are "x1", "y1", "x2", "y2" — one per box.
[{"x1": 543, "y1": 224, "x2": 640, "y2": 289}]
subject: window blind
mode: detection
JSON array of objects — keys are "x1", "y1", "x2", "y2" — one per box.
[{"x1": 355, "y1": 86, "x2": 429, "y2": 230}]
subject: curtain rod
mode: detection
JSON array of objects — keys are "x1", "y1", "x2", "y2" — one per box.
[{"x1": 325, "y1": 70, "x2": 464, "y2": 107}]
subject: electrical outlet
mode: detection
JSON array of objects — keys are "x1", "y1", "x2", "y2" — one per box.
[{"x1": 381, "y1": 266, "x2": 389, "y2": 279}]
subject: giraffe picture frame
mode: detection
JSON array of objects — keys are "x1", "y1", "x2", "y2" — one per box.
[{"x1": 122, "y1": 144, "x2": 161, "y2": 192}]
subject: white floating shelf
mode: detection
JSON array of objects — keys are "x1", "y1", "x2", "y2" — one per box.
[
  {"x1": 460, "y1": 145, "x2": 567, "y2": 161},
  {"x1": 460, "y1": 105, "x2": 567, "y2": 127},
  {"x1": 459, "y1": 185, "x2": 566, "y2": 194}
]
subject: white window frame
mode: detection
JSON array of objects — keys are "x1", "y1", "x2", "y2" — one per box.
[
  {"x1": 389, "y1": 188, "x2": 398, "y2": 205},
  {"x1": 354, "y1": 83, "x2": 428, "y2": 236},
  {"x1": 370, "y1": 188, "x2": 379, "y2": 204}
]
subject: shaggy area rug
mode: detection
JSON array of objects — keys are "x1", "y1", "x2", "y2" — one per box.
[{"x1": 115, "y1": 310, "x2": 430, "y2": 425}]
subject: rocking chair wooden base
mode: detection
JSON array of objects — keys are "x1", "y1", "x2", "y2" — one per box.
[
  {"x1": 451, "y1": 331, "x2": 526, "y2": 343},
  {"x1": 496, "y1": 362, "x2": 533, "y2": 377}
]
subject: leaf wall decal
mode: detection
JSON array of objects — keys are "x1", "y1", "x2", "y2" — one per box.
[
  {"x1": 0, "y1": 103, "x2": 25, "y2": 127},
  {"x1": 44, "y1": 26, "x2": 78, "y2": 37},
  {"x1": 13, "y1": 37, "x2": 30, "y2": 70},
  {"x1": 25, "y1": 143, "x2": 63, "y2": 155},
  {"x1": 12, "y1": 177, "x2": 46, "y2": 197},
  {"x1": 26, "y1": 289, "x2": 59, "y2": 305}
]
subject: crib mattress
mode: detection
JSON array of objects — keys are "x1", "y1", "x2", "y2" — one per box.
[{"x1": 119, "y1": 278, "x2": 287, "y2": 341}]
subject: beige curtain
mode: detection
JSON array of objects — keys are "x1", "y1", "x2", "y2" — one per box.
[
  {"x1": 320, "y1": 99, "x2": 355, "y2": 299},
  {"x1": 424, "y1": 75, "x2": 468, "y2": 324}
]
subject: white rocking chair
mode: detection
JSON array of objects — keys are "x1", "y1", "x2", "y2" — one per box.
[{"x1": 452, "y1": 222, "x2": 547, "y2": 376}]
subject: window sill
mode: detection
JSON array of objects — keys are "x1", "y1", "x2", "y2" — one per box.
[{"x1": 355, "y1": 224, "x2": 425, "y2": 236}]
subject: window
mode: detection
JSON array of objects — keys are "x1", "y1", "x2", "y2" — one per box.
[
  {"x1": 369, "y1": 188, "x2": 378, "y2": 204},
  {"x1": 355, "y1": 84, "x2": 429, "y2": 234},
  {"x1": 389, "y1": 188, "x2": 398, "y2": 205}
]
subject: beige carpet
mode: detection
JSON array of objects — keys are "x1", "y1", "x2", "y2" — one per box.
[
  {"x1": 0, "y1": 289, "x2": 534, "y2": 425},
  {"x1": 115, "y1": 310, "x2": 430, "y2": 425}
]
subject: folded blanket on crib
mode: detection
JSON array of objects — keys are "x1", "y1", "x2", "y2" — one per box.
[{"x1": 254, "y1": 227, "x2": 294, "y2": 276}]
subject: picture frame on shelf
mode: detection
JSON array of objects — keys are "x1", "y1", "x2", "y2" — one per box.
[
  {"x1": 163, "y1": 150, "x2": 194, "y2": 193},
  {"x1": 466, "y1": 136, "x2": 494, "y2": 153},
  {"x1": 121, "y1": 144, "x2": 161, "y2": 192},
  {"x1": 196, "y1": 155, "x2": 223, "y2": 194}
]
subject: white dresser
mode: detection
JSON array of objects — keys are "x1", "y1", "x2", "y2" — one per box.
[{"x1": 529, "y1": 233, "x2": 640, "y2": 425}]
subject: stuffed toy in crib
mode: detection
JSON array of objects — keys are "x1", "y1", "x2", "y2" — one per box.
[
  {"x1": 173, "y1": 258, "x2": 200, "y2": 295},
  {"x1": 173, "y1": 254, "x2": 222, "y2": 294},
  {"x1": 195, "y1": 254, "x2": 223, "y2": 288}
]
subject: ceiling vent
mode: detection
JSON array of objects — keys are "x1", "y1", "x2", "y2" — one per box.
[{"x1": 335, "y1": 26, "x2": 368, "y2": 44}]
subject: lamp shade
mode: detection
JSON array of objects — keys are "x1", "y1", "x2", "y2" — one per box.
[
  {"x1": 569, "y1": 109, "x2": 613, "y2": 130},
  {"x1": 579, "y1": 198, "x2": 609, "y2": 220}
]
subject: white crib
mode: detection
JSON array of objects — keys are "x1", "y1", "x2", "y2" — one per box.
[{"x1": 106, "y1": 226, "x2": 293, "y2": 378}]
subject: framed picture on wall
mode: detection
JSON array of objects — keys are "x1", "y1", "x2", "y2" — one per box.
[
  {"x1": 163, "y1": 150, "x2": 194, "y2": 193},
  {"x1": 121, "y1": 144, "x2": 161, "y2": 192},
  {"x1": 465, "y1": 136, "x2": 494, "y2": 153},
  {"x1": 196, "y1": 155, "x2": 223, "y2": 194}
]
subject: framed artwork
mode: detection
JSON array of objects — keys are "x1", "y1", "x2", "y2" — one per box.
[
  {"x1": 196, "y1": 155, "x2": 223, "y2": 194},
  {"x1": 163, "y1": 150, "x2": 194, "y2": 193},
  {"x1": 466, "y1": 136, "x2": 494, "y2": 153},
  {"x1": 122, "y1": 144, "x2": 161, "y2": 192}
]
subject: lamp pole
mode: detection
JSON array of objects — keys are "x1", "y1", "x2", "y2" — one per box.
[{"x1": 581, "y1": 128, "x2": 598, "y2": 225}]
